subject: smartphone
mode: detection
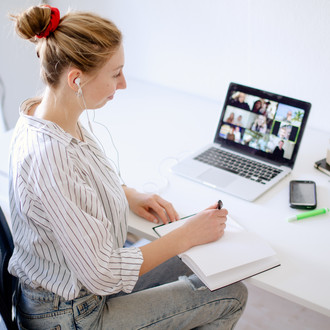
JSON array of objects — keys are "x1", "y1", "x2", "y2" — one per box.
[{"x1": 289, "y1": 180, "x2": 317, "y2": 209}]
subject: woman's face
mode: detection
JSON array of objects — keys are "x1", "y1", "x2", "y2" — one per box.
[
  {"x1": 238, "y1": 93, "x2": 246, "y2": 103},
  {"x1": 82, "y1": 44, "x2": 126, "y2": 109},
  {"x1": 257, "y1": 115, "x2": 265, "y2": 125}
]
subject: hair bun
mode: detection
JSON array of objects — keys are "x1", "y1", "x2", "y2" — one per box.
[
  {"x1": 11, "y1": 8, "x2": 122, "y2": 88},
  {"x1": 11, "y1": 6, "x2": 52, "y2": 41}
]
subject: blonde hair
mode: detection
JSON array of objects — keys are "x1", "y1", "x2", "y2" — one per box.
[{"x1": 11, "y1": 5, "x2": 122, "y2": 87}]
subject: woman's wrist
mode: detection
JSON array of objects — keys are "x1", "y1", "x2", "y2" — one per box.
[{"x1": 169, "y1": 225, "x2": 192, "y2": 253}]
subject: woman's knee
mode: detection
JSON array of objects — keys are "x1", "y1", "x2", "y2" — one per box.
[{"x1": 223, "y1": 281, "x2": 248, "y2": 310}]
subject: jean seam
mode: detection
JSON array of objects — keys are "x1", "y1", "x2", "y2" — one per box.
[
  {"x1": 19, "y1": 321, "x2": 61, "y2": 330},
  {"x1": 137, "y1": 297, "x2": 242, "y2": 329},
  {"x1": 17, "y1": 304, "x2": 73, "y2": 320}
]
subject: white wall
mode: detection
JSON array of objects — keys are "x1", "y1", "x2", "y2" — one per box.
[
  {"x1": 0, "y1": 0, "x2": 43, "y2": 130},
  {"x1": 105, "y1": 0, "x2": 330, "y2": 133},
  {"x1": 1, "y1": 0, "x2": 330, "y2": 134}
]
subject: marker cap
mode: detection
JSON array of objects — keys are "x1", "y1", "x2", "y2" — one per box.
[{"x1": 287, "y1": 216, "x2": 296, "y2": 222}]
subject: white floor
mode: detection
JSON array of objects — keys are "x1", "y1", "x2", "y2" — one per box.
[{"x1": 236, "y1": 282, "x2": 330, "y2": 330}]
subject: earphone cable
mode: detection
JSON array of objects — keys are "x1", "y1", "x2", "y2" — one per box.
[{"x1": 78, "y1": 86, "x2": 125, "y2": 185}]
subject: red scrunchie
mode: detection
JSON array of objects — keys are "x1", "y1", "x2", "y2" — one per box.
[{"x1": 36, "y1": 5, "x2": 60, "y2": 39}]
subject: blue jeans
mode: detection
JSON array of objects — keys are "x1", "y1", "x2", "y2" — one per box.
[{"x1": 16, "y1": 257, "x2": 247, "y2": 329}]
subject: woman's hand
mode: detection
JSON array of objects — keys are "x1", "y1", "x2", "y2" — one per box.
[
  {"x1": 182, "y1": 202, "x2": 228, "y2": 249},
  {"x1": 138, "y1": 202, "x2": 228, "y2": 275},
  {"x1": 122, "y1": 186, "x2": 179, "y2": 224}
]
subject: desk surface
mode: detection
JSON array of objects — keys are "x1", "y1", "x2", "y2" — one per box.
[
  {"x1": 1, "y1": 79, "x2": 330, "y2": 317},
  {"x1": 85, "y1": 79, "x2": 330, "y2": 317}
]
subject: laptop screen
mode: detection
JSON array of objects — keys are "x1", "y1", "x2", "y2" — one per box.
[{"x1": 214, "y1": 83, "x2": 311, "y2": 168}]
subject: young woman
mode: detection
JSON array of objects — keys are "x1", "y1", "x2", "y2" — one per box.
[{"x1": 9, "y1": 5, "x2": 247, "y2": 329}]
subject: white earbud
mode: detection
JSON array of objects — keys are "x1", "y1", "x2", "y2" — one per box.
[
  {"x1": 75, "y1": 78, "x2": 82, "y2": 96},
  {"x1": 75, "y1": 77, "x2": 93, "y2": 133}
]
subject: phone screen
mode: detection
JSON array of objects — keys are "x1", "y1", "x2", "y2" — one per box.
[{"x1": 290, "y1": 181, "x2": 317, "y2": 209}]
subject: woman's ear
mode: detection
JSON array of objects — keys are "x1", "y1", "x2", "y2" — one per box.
[{"x1": 67, "y1": 69, "x2": 83, "y2": 93}]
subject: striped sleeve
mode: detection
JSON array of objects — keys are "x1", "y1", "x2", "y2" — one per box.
[{"x1": 29, "y1": 136, "x2": 144, "y2": 295}]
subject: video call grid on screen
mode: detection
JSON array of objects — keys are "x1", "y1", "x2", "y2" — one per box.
[{"x1": 215, "y1": 84, "x2": 310, "y2": 166}]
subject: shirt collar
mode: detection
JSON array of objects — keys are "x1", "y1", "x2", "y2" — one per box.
[{"x1": 19, "y1": 98, "x2": 85, "y2": 147}]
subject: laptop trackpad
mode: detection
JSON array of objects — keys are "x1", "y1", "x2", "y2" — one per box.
[{"x1": 198, "y1": 168, "x2": 237, "y2": 187}]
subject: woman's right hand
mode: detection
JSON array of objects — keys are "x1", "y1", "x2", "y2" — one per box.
[
  {"x1": 139, "y1": 202, "x2": 228, "y2": 275},
  {"x1": 181, "y1": 203, "x2": 228, "y2": 249}
]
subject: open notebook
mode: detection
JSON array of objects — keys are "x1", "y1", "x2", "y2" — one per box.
[
  {"x1": 153, "y1": 216, "x2": 280, "y2": 291},
  {"x1": 171, "y1": 82, "x2": 311, "y2": 201}
]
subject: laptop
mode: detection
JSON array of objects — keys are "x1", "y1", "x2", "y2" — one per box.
[{"x1": 171, "y1": 82, "x2": 311, "y2": 201}]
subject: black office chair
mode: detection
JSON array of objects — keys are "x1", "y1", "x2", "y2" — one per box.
[{"x1": 0, "y1": 207, "x2": 18, "y2": 330}]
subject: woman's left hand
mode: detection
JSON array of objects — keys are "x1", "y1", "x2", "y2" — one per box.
[{"x1": 122, "y1": 186, "x2": 179, "y2": 224}]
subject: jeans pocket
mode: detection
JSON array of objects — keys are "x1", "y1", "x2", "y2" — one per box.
[
  {"x1": 75, "y1": 294, "x2": 104, "y2": 322},
  {"x1": 17, "y1": 297, "x2": 72, "y2": 329}
]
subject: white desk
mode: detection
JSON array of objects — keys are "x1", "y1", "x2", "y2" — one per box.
[
  {"x1": 84, "y1": 79, "x2": 330, "y2": 318},
  {"x1": 1, "y1": 79, "x2": 330, "y2": 317}
]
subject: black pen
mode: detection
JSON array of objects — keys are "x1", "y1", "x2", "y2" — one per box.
[
  {"x1": 180, "y1": 200, "x2": 223, "y2": 221},
  {"x1": 154, "y1": 200, "x2": 225, "y2": 235}
]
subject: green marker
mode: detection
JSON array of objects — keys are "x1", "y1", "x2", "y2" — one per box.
[{"x1": 288, "y1": 207, "x2": 330, "y2": 222}]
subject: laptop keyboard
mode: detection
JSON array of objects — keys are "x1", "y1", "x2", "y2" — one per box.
[{"x1": 194, "y1": 147, "x2": 282, "y2": 184}]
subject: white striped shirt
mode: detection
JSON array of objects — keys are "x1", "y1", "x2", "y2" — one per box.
[{"x1": 8, "y1": 102, "x2": 143, "y2": 300}]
